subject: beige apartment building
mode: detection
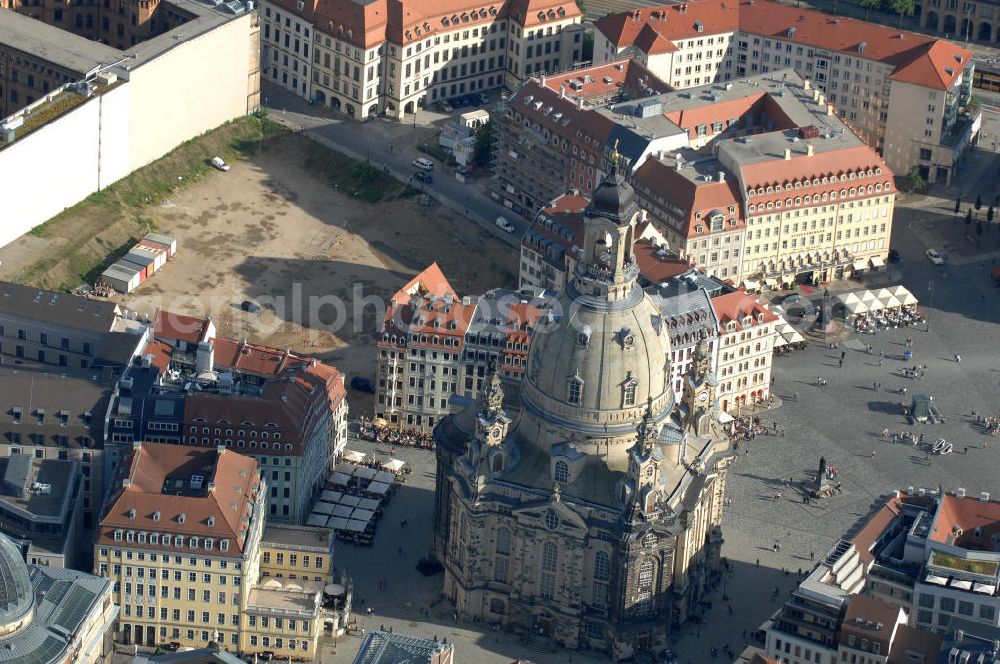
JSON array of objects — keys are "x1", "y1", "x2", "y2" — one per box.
[
  {"x1": 259, "y1": 0, "x2": 583, "y2": 119},
  {"x1": 594, "y1": 0, "x2": 978, "y2": 186},
  {"x1": 710, "y1": 290, "x2": 776, "y2": 412},
  {"x1": 95, "y1": 442, "x2": 327, "y2": 659}
]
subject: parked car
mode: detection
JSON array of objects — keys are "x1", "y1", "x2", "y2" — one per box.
[
  {"x1": 925, "y1": 248, "x2": 945, "y2": 265},
  {"x1": 412, "y1": 157, "x2": 434, "y2": 171},
  {"x1": 478, "y1": 92, "x2": 490, "y2": 105},
  {"x1": 350, "y1": 376, "x2": 376, "y2": 393},
  {"x1": 495, "y1": 216, "x2": 516, "y2": 233},
  {"x1": 437, "y1": 99, "x2": 454, "y2": 113},
  {"x1": 240, "y1": 300, "x2": 260, "y2": 313},
  {"x1": 414, "y1": 170, "x2": 433, "y2": 183},
  {"x1": 888, "y1": 248, "x2": 901, "y2": 263},
  {"x1": 210, "y1": 156, "x2": 230, "y2": 172}
]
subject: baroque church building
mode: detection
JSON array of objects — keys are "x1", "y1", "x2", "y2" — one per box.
[{"x1": 432, "y1": 163, "x2": 734, "y2": 659}]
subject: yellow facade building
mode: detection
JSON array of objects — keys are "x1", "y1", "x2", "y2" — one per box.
[{"x1": 95, "y1": 442, "x2": 329, "y2": 659}]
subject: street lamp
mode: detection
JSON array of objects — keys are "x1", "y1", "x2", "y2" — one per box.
[{"x1": 927, "y1": 280, "x2": 934, "y2": 332}]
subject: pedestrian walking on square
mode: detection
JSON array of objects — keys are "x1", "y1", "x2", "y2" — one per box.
[
  {"x1": 870, "y1": 450, "x2": 876, "y2": 459},
  {"x1": 873, "y1": 382, "x2": 878, "y2": 391},
  {"x1": 841, "y1": 351, "x2": 846, "y2": 360},
  {"x1": 955, "y1": 354, "x2": 962, "y2": 363},
  {"x1": 839, "y1": 359, "x2": 843, "y2": 368},
  {"x1": 878, "y1": 358, "x2": 883, "y2": 367}
]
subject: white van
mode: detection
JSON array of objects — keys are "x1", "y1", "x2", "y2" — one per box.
[
  {"x1": 495, "y1": 217, "x2": 515, "y2": 233},
  {"x1": 412, "y1": 157, "x2": 434, "y2": 171},
  {"x1": 210, "y1": 156, "x2": 230, "y2": 172}
]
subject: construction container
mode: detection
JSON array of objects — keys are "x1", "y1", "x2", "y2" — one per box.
[
  {"x1": 135, "y1": 242, "x2": 167, "y2": 272},
  {"x1": 103, "y1": 262, "x2": 141, "y2": 293},
  {"x1": 124, "y1": 248, "x2": 157, "y2": 279},
  {"x1": 143, "y1": 232, "x2": 177, "y2": 258}
]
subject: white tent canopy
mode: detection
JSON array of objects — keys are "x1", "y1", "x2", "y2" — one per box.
[
  {"x1": 879, "y1": 293, "x2": 902, "y2": 309},
  {"x1": 342, "y1": 450, "x2": 366, "y2": 463},
  {"x1": 381, "y1": 459, "x2": 406, "y2": 473}
]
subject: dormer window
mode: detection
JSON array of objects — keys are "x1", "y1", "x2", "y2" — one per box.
[
  {"x1": 152, "y1": 511, "x2": 160, "y2": 521},
  {"x1": 177, "y1": 513, "x2": 186, "y2": 524},
  {"x1": 623, "y1": 376, "x2": 638, "y2": 407},
  {"x1": 567, "y1": 375, "x2": 584, "y2": 405},
  {"x1": 554, "y1": 460, "x2": 569, "y2": 484},
  {"x1": 577, "y1": 325, "x2": 591, "y2": 347}
]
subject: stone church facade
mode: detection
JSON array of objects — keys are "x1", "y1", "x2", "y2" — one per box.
[{"x1": 432, "y1": 163, "x2": 733, "y2": 660}]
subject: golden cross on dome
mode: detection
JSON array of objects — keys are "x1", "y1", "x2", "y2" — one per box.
[{"x1": 612, "y1": 139, "x2": 621, "y2": 166}]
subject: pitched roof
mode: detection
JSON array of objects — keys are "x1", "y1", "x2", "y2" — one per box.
[
  {"x1": 0, "y1": 281, "x2": 118, "y2": 334},
  {"x1": 152, "y1": 309, "x2": 213, "y2": 345},
  {"x1": 887, "y1": 624, "x2": 943, "y2": 664},
  {"x1": 841, "y1": 595, "x2": 904, "y2": 652},
  {"x1": 738, "y1": 0, "x2": 970, "y2": 90},
  {"x1": 929, "y1": 493, "x2": 1000, "y2": 546},
  {"x1": 634, "y1": 157, "x2": 743, "y2": 240},
  {"x1": 210, "y1": 338, "x2": 310, "y2": 377},
  {"x1": 710, "y1": 290, "x2": 778, "y2": 332},
  {"x1": 633, "y1": 239, "x2": 691, "y2": 284},
  {"x1": 538, "y1": 58, "x2": 671, "y2": 100},
  {"x1": 390, "y1": 262, "x2": 456, "y2": 306},
  {"x1": 97, "y1": 443, "x2": 260, "y2": 557},
  {"x1": 594, "y1": 1, "x2": 739, "y2": 48}
]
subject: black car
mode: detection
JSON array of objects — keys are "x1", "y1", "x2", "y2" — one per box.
[
  {"x1": 240, "y1": 300, "x2": 261, "y2": 313},
  {"x1": 350, "y1": 376, "x2": 376, "y2": 393},
  {"x1": 888, "y1": 248, "x2": 901, "y2": 263},
  {"x1": 414, "y1": 170, "x2": 433, "y2": 184}
]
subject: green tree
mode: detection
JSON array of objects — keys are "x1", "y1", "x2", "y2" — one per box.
[
  {"x1": 888, "y1": 0, "x2": 914, "y2": 28},
  {"x1": 905, "y1": 167, "x2": 925, "y2": 193},
  {"x1": 966, "y1": 209, "x2": 973, "y2": 226},
  {"x1": 975, "y1": 194, "x2": 983, "y2": 211},
  {"x1": 473, "y1": 120, "x2": 494, "y2": 168},
  {"x1": 858, "y1": 0, "x2": 880, "y2": 20}
]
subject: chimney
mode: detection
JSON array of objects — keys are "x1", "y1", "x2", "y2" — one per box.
[
  {"x1": 818, "y1": 93, "x2": 826, "y2": 105},
  {"x1": 196, "y1": 340, "x2": 215, "y2": 373},
  {"x1": 803, "y1": 79, "x2": 811, "y2": 91},
  {"x1": 812, "y1": 89, "x2": 820, "y2": 102},
  {"x1": 122, "y1": 479, "x2": 132, "y2": 488},
  {"x1": 806, "y1": 144, "x2": 814, "y2": 156},
  {"x1": 207, "y1": 482, "x2": 217, "y2": 493},
  {"x1": 827, "y1": 104, "x2": 834, "y2": 116},
  {"x1": 784, "y1": 148, "x2": 792, "y2": 160},
  {"x1": 717, "y1": 171, "x2": 726, "y2": 182},
  {"x1": 560, "y1": 84, "x2": 566, "y2": 99}
]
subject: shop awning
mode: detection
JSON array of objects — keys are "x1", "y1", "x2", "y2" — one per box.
[
  {"x1": 342, "y1": 450, "x2": 366, "y2": 463},
  {"x1": 742, "y1": 279, "x2": 760, "y2": 292},
  {"x1": 773, "y1": 334, "x2": 788, "y2": 348},
  {"x1": 718, "y1": 411, "x2": 735, "y2": 423},
  {"x1": 870, "y1": 256, "x2": 884, "y2": 268},
  {"x1": 852, "y1": 260, "x2": 867, "y2": 271},
  {"x1": 764, "y1": 278, "x2": 778, "y2": 287}
]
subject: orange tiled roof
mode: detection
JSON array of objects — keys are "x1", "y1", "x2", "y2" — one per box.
[
  {"x1": 98, "y1": 443, "x2": 259, "y2": 557},
  {"x1": 634, "y1": 158, "x2": 743, "y2": 241},
  {"x1": 929, "y1": 493, "x2": 1000, "y2": 546},
  {"x1": 739, "y1": 0, "x2": 970, "y2": 91},
  {"x1": 633, "y1": 239, "x2": 691, "y2": 283},
  {"x1": 538, "y1": 58, "x2": 672, "y2": 99},
  {"x1": 710, "y1": 290, "x2": 778, "y2": 332},
  {"x1": 210, "y1": 338, "x2": 309, "y2": 378},
  {"x1": 152, "y1": 309, "x2": 212, "y2": 345},
  {"x1": 594, "y1": 2, "x2": 739, "y2": 48},
  {"x1": 390, "y1": 262, "x2": 457, "y2": 307},
  {"x1": 596, "y1": 0, "x2": 971, "y2": 91}
]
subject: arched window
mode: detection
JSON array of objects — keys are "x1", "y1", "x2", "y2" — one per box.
[
  {"x1": 594, "y1": 551, "x2": 610, "y2": 581},
  {"x1": 554, "y1": 460, "x2": 569, "y2": 483},
  {"x1": 635, "y1": 559, "x2": 654, "y2": 616},
  {"x1": 542, "y1": 542, "x2": 558, "y2": 572},
  {"x1": 496, "y1": 527, "x2": 511, "y2": 555}
]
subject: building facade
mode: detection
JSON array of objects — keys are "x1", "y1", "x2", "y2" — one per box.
[
  {"x1": 95, "y1": 442, "x2": 266, "y2": 650},
  {"x1": 433, "y1": 169, "x2": 732, "y2": 660},
  {"x1": 593, "y1": 0, "x2": 978, "y2": 186},
  {"x1": 258, "y1": 0, "x2": 583, "y2": 119},
  {"x1": 710, "y1": 290, "x2": 777, "y2": 412}
]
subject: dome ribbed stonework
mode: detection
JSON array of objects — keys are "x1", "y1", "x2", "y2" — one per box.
[{"x1": 0, "y1": 535, "x2": 33, "y2": 635}]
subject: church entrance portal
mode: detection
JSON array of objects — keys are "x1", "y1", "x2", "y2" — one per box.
[{"x1": 533, "y1": 615, "x2": 553, "y2": 637}]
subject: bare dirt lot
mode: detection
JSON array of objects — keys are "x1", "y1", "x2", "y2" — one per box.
[{"x1": 0, "y1": 127, "x2": 516, "y2": 411}]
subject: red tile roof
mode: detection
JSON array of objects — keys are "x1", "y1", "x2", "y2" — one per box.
[
  {"x1": 596, "y1": 0, "x2": 971, "y2": 92},
  {"x1": 634, "y1": 158, "x2": 744, "y2": 241},
  {"x1": 539, "y1": 58, "x2": 671, "y2": 100},
  {"x1": 851, "y1": 494, "x2": 902, "y2": 564},
  {"x1": 929, "y1": 493, "x2": 1000, "y2": 546},
  {"x1": 594, "y1": 1, "x2": 739, "y2": 49},
  {"x1": 840, "y1": 595, "x2": 904, "y2": 653},
  {"x1": 210, "y1": 338, "x2": 309, "y2": 378},
  {"x1": 738, "y1": 0, "x2": 970, "y2": 91},
  {"x1": 390, "y1": 262, "x2": 456, "y2": 307},
  {"x1": 183, "y1": 362, "x2": 346, "y2": 458},
  {"x1": 98, "y1": 442, "x2": 260, "y2": 557},
  {"x1": 739, "y1": 145, "x2": 892, "y2": 192},
  {"x1": 633, "y1": 238, "x2": 691, "y2": 283},
  {"x1": 152, "y1": 309, "x2": 213, "y2": 345},
  {"x1": 710, "y1": 290, "x2": 778, "y2": 332},
  {"x1": 887, "y1": 625, "x2": 943, "y2": 664}
]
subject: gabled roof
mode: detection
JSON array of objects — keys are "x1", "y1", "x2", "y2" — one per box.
[
  {"x1": 210, "y1": 338, "x2": 309, "y2": 377},
  {"x1": 633, "y1": 157, "x2": 743, "y2": 240},
  {"x1": 594, "y1": 2, "x2": 739, "y2": 48},
  {"x1": 98, "y1": 443, "x2": 259, "y2": 557},
  {"x1": 929, "y1": 493, "x2": 1000, "y2": 546},
  {"x1": 390, "y1": 262, "x2": 456, "y2": 306},
  {"x1": 738, "y1": 0, "x2": 970, "y2": 90},
  {"x1": 710, "y1": 290, "x2": 778, "y2": 332},
  {"x1": 152, "y1": 309, "x2": 213, "y2": 345}
]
